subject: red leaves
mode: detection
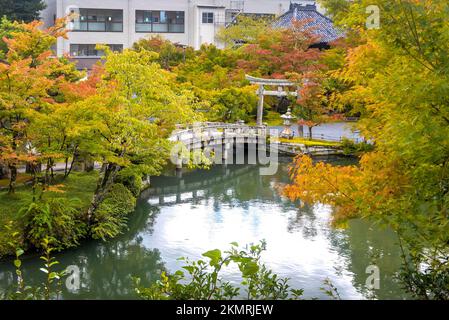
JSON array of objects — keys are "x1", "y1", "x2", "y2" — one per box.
[{"x1": 238, "y1": 22, "x2": 325, "y2": 78}]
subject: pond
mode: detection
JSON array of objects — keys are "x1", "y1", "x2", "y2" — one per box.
[
  {"x1": 271, "y1": 122, "x2": 361, "y2": 141},
  {"x1": 0, "y1": 157, "x2": 409, "y2": 300}
]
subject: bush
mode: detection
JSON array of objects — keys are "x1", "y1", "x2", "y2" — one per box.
[
  {"x1": 116, "y1": 168, "x2": 144, "y2": 197},
  {"x1": 210, "y1": 87, "x2": 257, "y2": 123},
  {"x1": 340, "y1": 138, "x2": 374, "y2": 156},
  {"x1": 90, "y1": 183, "x2": 136, "y2": 241},
  {"x1": 0, "y1": 220, "x2": 25, "y2": 257},
  {"x1": 135, "y1": 241, "x2": 304, "y2": 300},
  {"x1": 21, "y1": 198, "x2": 87, "y2": 250}
]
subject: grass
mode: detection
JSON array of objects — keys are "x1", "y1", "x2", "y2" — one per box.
[
  {"x1": 0, "y1": 171, "x2": 98, "y2": 257},
  {"x1": 0, "y1": 173, "x2": 33, "y2": 188},
  {"x1": 247, "y1": 111, "x2": 284, "y2": 126},
  {"x1": 274, "y1": 137, "x2": 342, "y2": 148}
]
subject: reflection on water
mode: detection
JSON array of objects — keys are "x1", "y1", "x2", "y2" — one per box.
[{"x1": 0, "y1": 158, "x2": 408, "y2": 299}]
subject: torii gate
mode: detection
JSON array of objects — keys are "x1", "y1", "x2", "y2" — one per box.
[{"x1": 246, "y1": 75, "x2": 300, "y2": 126}]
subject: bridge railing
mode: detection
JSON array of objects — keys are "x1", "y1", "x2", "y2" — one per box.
[
  {"x1": 171, "y1": 122, "x2": 268, "y2": 142},
  {"x1": 171, "y1": 122, "x2": 364, "y2": 145},
  {"x1": 301, "y1": 133, "x2": 363, "y2": 143}
]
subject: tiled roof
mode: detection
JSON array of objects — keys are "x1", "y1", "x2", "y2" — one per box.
[{"x1": 273, "y1": 4, "x2": 343, "y2": 43}]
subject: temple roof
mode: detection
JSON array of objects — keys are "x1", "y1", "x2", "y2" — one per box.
[{"x1": 273, "y1": 3, "x2": 343, "y2": 43}]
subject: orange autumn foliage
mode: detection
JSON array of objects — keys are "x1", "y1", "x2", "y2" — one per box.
[{"x1": 284, "y1": 153, "x2": 409, "y2": 223}]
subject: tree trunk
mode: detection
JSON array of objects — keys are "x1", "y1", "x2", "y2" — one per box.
[
  {"x1": 86, "y1": 163, "x2": 120, "y2": 224},
  {"x1": 25, "y1": 162, "x2": 33, "y2": 174},
  {"x1": 64, "y1": 157, "x2": 69, "y2": 177},
  {"x1": 8, "y1": 165, "x2": 17, "y2": 194},
  {"x1": 71, "y1": 150, "x2": 84, "y2": 172},
  {"x1": 64, "y1": 146, "x2": 79, "y2": 179},
  {"x1": 84, "y1": 157, "x2": 95, "y2": 172},
  {"x1": 308, "y1": 126, "x2": 313, "y2": 140}
]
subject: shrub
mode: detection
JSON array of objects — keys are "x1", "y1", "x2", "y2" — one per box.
[
  {"x1": 0, "y1": 220, "x2": 25, "y2": 258},
  {"x1": 21, "y1": 198, "x2": 87, "y2": 250},
  {"x1": 90, "y1": 183, "x2": 136, "y2": 241},
  {"x1": 340, "y1": 138, "x2": 374, "y2": 156},
  {"x1": 135, "y1": 241, "x2": 304, "y2": 300},
  {"x1": 116, "y1": 168, "x2": 144, "y2": 197},
  {"x1": 210, "y1": 87, "x2": 257, "y2": 122}
]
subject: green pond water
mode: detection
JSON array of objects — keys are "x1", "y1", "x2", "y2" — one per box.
[{"x1": 0, "y1": 157, "x2": 409, "y2": 299}]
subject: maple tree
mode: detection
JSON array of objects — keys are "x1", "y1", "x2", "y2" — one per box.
[
  {"x1": 133, "y1": 35, "x2": 195, "y2": 71},
  {"x1": 285, "y1": 0, "x2": 449, "y2": 299},
  {"x1": 76, "y1": 47, "x2": 202, "y2": 223},
  {"x1": 0, "y1": 19, "x2": 79, "y2": 193},
  {"x1": 216, "y1": 15, "x2": 274, "y2": 47},
  {"x1": 235, "y1": 20, "x2": 340, "y2": 133},
  {"x1": 237, "y1": 20, "x2": 323, "y2": 78}
]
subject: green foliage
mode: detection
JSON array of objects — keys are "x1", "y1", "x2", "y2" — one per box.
[
  {"x1": 133, "y1": 35, "x2": 195, "y2": 70},
  {"x1": 21, "y1": 198, "x2": 87, "y2": 250},
  {"x1": 175, "y1": 44, "x2": 244, "y2": 91},
  {"x1": 0, "y1": 220, "x2": 24, "y2": 257},
  {"x1": 340, "y1": 138, "x2": 374, "y2": 156},
  {"x1": 216, "y1": 15, "x2": 273, "y2": 46},
  {"x1": 116, "y1": 167, "x2": 144, "y2": 197},
  {"x1": 135, "y1": 241, "x2": 304, "y2": 300},
  {"x1": 398, "y1": 244, "x2": 449, "y2": 300},
  {"x1": 320, "y1": 278, "x2": 342, "y2": 300},
  {"x1": 210, "y1": 87, "x2": 257, "y2": 122},
  {"x1": 287, "y1": 0, "x2": 449, "y2": 299},
  {"x1": 317, "y1": 0, "x2": 352, "y2": 25},
  {"x1": 0, "y1": 172, "x2": 98, "y2": 257},
  {"x1": 0, "y1": 17, "x2": 23, "y2": 58},
  {"x1": 90, "y1": 183, "x2": 136, "y2": 241},
  {"x1": 5, "y1": 238, "x2": 67, "y2": 300},
  {"x1": 0, "y1": 0, "x2": 46, "y2": 23}
]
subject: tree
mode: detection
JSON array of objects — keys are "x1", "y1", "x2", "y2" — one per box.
[
  {"x1": 0, "y1": 17, "x2": 24, "y2": 59},
  {"x1": 210, "y1": 87, "x2": 257, "y2": 123},
  {"x1": 317, "y1": 0, "x2": 351, "y2": 23},
  {"x1": 216, "y1": 15, "x2": 273, "y2": 47},
  {"x1": 0, "y1": 19, "x2": 78, "y2": 193},
  {"x1": 0, "y1": 0, "x2": 46, "y2": 23},
  {"x1": 82, "y1": 47, "x2": 202, "y2": 221},
  {"x1": 175, "y1": 44, "x2": 244, "y2": 90},
  {"x1": 285, "y1": 0, "x2": 449, "y2": 299},
  {"x1": 237, "y1": 20, "x2": 323, "y2": 78},
  {"x1": 133, "y1": 35, "x2": 194, "y2": 71},
  {"x1": 295, "y1": 73, "x2": 334, "y2": 139}
]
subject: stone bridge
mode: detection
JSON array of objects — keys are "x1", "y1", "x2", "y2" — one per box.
[
  {"x1": 168, "y1": 122, "x2": 343, "y2": 170},
  {"x1": 168, "y1": 122, "x2": 272, "y2": 169}
]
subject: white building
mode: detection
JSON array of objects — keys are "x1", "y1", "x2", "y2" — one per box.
[{"x1": 41, "y1": 0, "x2": 317, "y2": 67}]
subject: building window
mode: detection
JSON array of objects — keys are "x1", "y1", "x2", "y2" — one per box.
[
  {"x1": 136, "y1": 10, "x2": 185, "y2": 33},
  {"x1": 71, "y1": 9, "x2": 123, "y2": 32},
  {"x1": 70, "y1": 44, "x2": 123, "y2": 57},
  {"x1": 202, "y1": 12, "x2": 214, "y2": 24}
]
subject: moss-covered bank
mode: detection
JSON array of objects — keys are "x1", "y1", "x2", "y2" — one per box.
[{"x1": 0, "y1": 170, "x2": 141, "y2": 258}]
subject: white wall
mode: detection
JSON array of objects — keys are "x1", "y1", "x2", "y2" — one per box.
[
  {"x1": 196, "y1": 7, "x2": 226, "y2": 49},
  {"x1": 42, "y1": 0, "x2": 317, "y2": 56}
]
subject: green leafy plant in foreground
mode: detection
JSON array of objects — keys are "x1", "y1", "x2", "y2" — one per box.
[
  {"x1": 4, "y1": 237, "x2": 67, "y2": 300},
  {"x1": 134, "y1": 241, "x2": 304, "y2": 300}
]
